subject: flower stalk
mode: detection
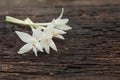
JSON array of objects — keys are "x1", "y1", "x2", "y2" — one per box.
[{"x1": 6, "y1": 16, "x2": 50, "y2": 26}]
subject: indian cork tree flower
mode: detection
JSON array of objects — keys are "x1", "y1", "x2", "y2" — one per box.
[
  {"x1": 24, "y1": 18, "x2": 58, "y2": 54},
  {"x1": 46, "y1": 19, "x2": 66, "y2": 40},
  {"x1": 54, "y1": 8, "x2": 72, "y2": 31},
  {"x1": 5, "y1": 8, "x2": 72, "y2": 56},
  {"x1": 39, "y1": 39, "x2": 57, "y2": 54},
  {"x1": 40, "y1": 34, "x2": 57, "y2": 54},
  {"x1": 15, "y1": 27, "x2": 44, "y2": 57},
  {"x1": 40, "y1": 21, "x2": 58, "y2": 54},
  {"x1": 25, "y1": 19, "x2": 62, "y2": 54}
]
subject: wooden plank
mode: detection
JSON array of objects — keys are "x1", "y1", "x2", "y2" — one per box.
[{"x1": 0, "y1": 0, "x2": 120, "y2": 80}]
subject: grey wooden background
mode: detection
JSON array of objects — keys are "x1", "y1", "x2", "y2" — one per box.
[{"x1": 0, "y1": 0, "x2": 120, "y2": 80}]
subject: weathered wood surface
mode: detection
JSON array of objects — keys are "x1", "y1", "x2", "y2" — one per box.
[{"x1": 0, "y1": 0, "x2": 120, "y2": 80}]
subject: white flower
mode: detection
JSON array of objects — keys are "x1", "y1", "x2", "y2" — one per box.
[
  {"x1": 15, "y1": 27, "x2": 43, "y2": 57},
  {"x1": 40, "y1": 23, "x2": 58, "y2": 54},
  {"x1": 24, "y1": 18, "x2": 58, "y2": 54},
  {"x1": 40, "y1": 37, "x2": 57, "y2": 54},
  {"x1": 54, "y1": 8, "x2": 72, "y2": 31},
  {"x1": 46, "y1": 19, "x2": 66, "y2": 40}
]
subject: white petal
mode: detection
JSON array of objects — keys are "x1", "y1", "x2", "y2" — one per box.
[
  {"x1": 54, "y1": 28, "x2": 66, "y2": 34},
  {"x1": 55, "y1": 34, "x2": 65, "y2": 40},
  {"x1": 36, "y1": 42, "x2": 43, "y2": 52},
  {"x1": 33, "y1": 47, "x2": 38, "y2": 57},
  {"x1": 50, "y1": 40, "x2": 57, "y2": 51},
  {"x1": 48, "y1": 19, "x2": 55, "y2": 28},
  {"x1": 44, "y1": 28, "x2": 53, "y2": 39},
  {"x1": 18, "y1": 44, "x2": 32, "y2": 54},
  {"x1": 55, "y1": 19, "x2": 69, "y2": 25},
  {"x1": 45, "y1": 46, "x2": 50, "y2": 54},
  {"x1": 39, "y1": 40, "x2": 45, "y2": 49},
  {"x1": 56, "y1": 24, "x2": 72, "y2": 31},
  {"x1": 32, "y1": 27, "x2": 43, "y2": 40},
  {"x1": 15, "y1": 31, "x2": 34, "y2": 43}
]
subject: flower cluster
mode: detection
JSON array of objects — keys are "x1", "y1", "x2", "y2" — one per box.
[{"x1": 6, "y1": 8, "x2": 72, "y2": 57}]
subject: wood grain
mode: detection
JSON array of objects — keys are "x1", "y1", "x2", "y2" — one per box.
[{"x1": 0, "y1": 0, "x2": 120, "y2": 80}]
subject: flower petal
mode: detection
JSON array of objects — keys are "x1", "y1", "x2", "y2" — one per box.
[
  {"x1": 47, "y1": 19, "x2": 55, "y2": 28},
  {"x1": 45, "y1": 46, "x2": 50, "y2": 54},
  {"x1": 36, "y1": 42, "x2": 43, "y2": 52},
  {"x1": 50, "y1": 40, "x2": 57, "y2": 51},
  {"x1": 18, "y1": 44, "x2": 32, "y2": 54},
  {"x1": 33, "y1": 46, "x2": 38, "y2": 57},
  {"x1": 39, "y1": 40, "x2": 45, "y2": 49},
  {"x1": 55, "y1": 19, "x2": 69, "y2": 25},
  {"x1": 54, "y1": 28, "x2": 66, "y2": 34},
  {"x1": 55, "y1": 34, "x2": 65, "y2": 40},
  {"x1": 32, "y1": 27, "x2": 43, "y2": 40},
  {"x1": 15, "y1": 31, "x2": 34, "y2": 43},
  {"x1": 56, "y1": 24, "x2": 72, "y2": 31},
  {"x1": 44, "y1": 28, "x2": 53, "y2": 39}
]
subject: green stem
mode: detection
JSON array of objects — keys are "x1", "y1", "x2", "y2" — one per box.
[{"x1": 6, "y1": 16, "x2": 50, "y2": 26}]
